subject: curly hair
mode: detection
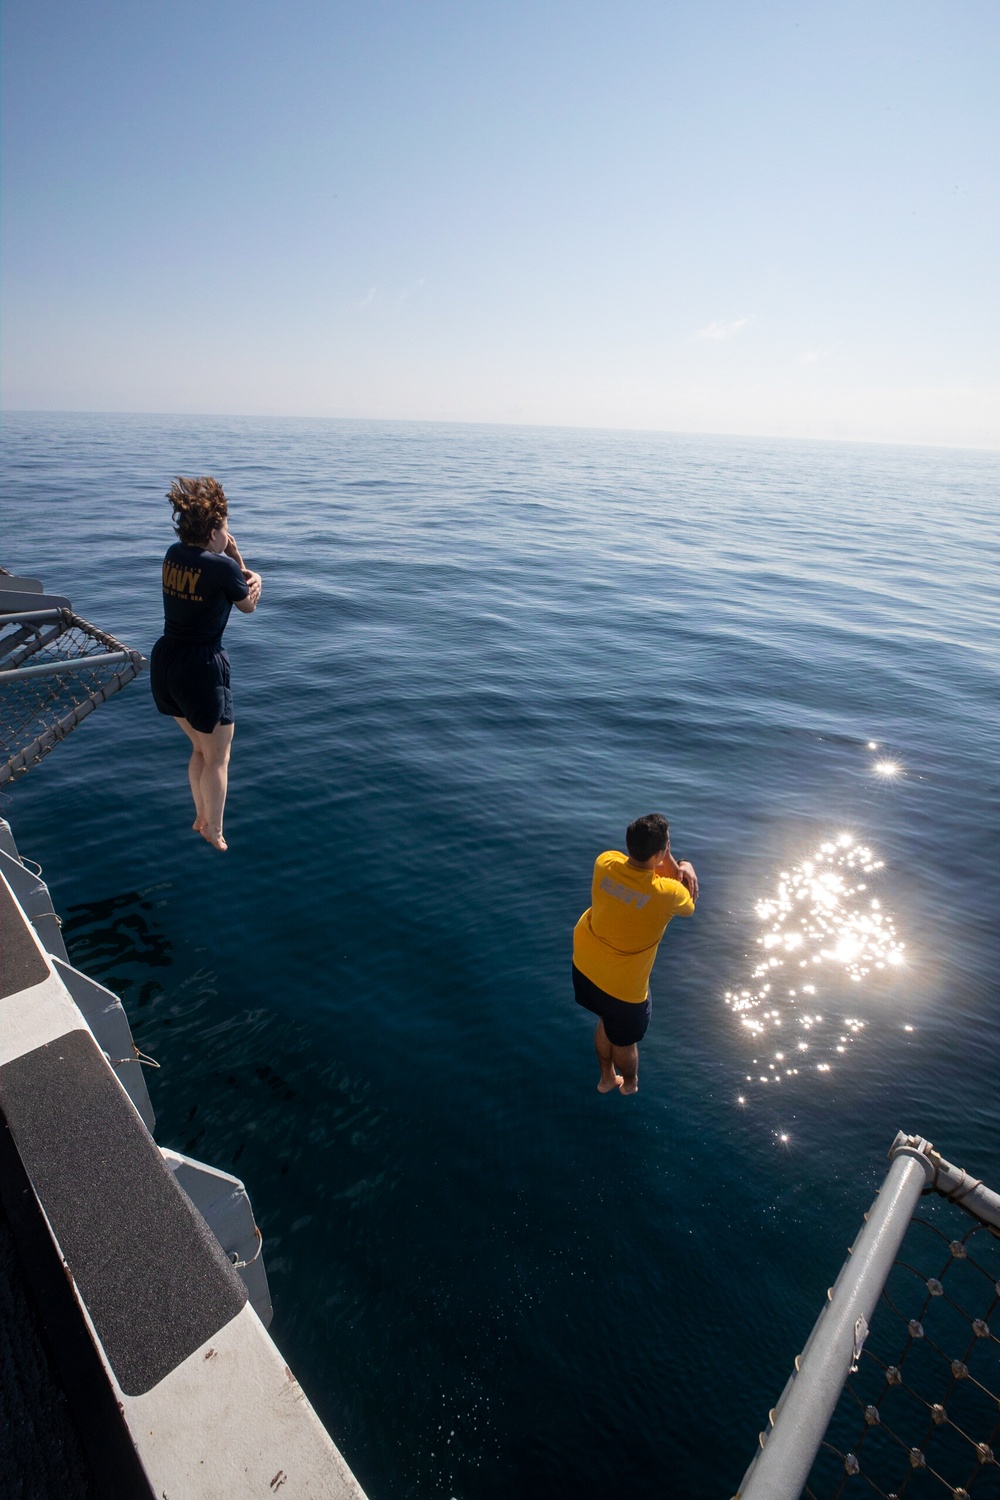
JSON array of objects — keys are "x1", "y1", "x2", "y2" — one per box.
[{"x1": 166, "y1": 476, "x2": 228, "y2": 546}]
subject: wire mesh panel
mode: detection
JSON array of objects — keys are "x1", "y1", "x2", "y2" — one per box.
[
  {"x1": 0, "y1": 607, "x2": 145, "y2": 784},
  {"x1": 805, "y1": 1199, "x2": 1000, "y2": 1498},
  {"x1": 736, "y1": 1139, "x2": 1000, "y2": 1500}
]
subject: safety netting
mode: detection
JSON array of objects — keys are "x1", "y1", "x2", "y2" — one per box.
[
  {"x1": 804, "y1": 1198, "x2": 1000, "y2": 1498},
  {"x1": 1, "y1": 578, "x2": 145, "y2": 784}
]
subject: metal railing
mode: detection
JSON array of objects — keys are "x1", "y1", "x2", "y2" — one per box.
[
  {"x1": 735, "y1": 1134, "x2": 1000, "y2": 1499},
  {"x1": 0, "y1": 594, "x2": 145, "y2": 784}
]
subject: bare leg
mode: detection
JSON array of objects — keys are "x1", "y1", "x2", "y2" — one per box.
[
  {"x1": 613, "y1": 1041, "x2": 639, "y2": 1095},
  {"x1": 189, "y1": 751, "x2": 208, "y2": 830},
  {"x1": 194, "y1": 722, "x2": 235, "y2": 850},
  {"x1": 175, "y1": 720, "x2": 234, "y2": 849},
  {"x1": 594, "y1": 1020, "x2": 623, "y2": 1093},
  {"x1": 175, "y1": 719, "x2": 208, "y2": 830}
]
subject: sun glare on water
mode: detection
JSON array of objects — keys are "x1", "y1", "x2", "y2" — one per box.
[
  {"x1": 726, "y1": 834, "x2": 906, "y2": 1101},
  {"x1": 868, "y1": 742, "x2": 904, "y2": 780}
]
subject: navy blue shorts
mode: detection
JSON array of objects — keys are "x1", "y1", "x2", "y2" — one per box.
[
  {"x1": 572, "y1": 964, "x2": 651, "y2": 1046},
  {"x1": 150, "y1": 638, "x2": 233, "y2": 735}
]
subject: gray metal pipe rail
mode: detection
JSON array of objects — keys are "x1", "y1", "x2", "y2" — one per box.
[
  {"x1": 0, "y1": 608, "x2": 69, "y2": 626},
  {"x1": 0, "y1": 651, "x2": 137, "y2": 684},
  {"x1": 0, "y1": 622, "x2": 68, "y2": 673},
  {"x1": 735, "y1": 1136, "x2": 936, "y2": 1500},
  {"x1": 907, "y1": 1136, "x2": 1000, "y2": 1231}
]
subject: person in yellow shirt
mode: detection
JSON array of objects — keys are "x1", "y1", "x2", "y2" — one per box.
[{"x1": 573, "y1": 813, "x2": 698, "y2": 1096}]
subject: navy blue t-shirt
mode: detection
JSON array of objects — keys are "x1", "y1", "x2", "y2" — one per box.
[{"x1": 161, "y1": 543, "x2": 249, "y2": 646}]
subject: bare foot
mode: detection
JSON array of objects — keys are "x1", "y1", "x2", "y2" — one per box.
[
  {"x1": 619, "y1": 1079, "x2": 638, "y2": 1095},
  {"x1": 192, "y1": 815, "x2": 208, "y2": 833},
  {"x1": 199, "y1": 826, "x2": 228, "y2": 851},
  {"x1": 598, "y1": 1072, "x2": 623, "y2": 1093}
]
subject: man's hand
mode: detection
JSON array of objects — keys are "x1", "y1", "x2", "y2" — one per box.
[
  {"x1": 677, "y1": 861, "x2": 699, "y2": 901},
  {"x1": 245, "y1": 571, "x2": 262, "y2": 606}
]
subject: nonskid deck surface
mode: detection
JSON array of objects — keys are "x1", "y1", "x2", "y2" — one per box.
[
  {"x1": 0, "y1": 821, "x2": 369, "y2": 1499},
  {"x1": 2, "y1": 1030, "x2": 248, "y2": 1397},
  {"x1": 0, "y1": 875, "x2": 49, "y2": 997}
]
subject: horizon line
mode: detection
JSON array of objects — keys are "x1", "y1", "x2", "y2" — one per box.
[{"x1": 2, "y1": 407, "x2": 997, "y2": 456}]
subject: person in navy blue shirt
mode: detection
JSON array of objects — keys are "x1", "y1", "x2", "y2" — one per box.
[{"x1": 150, "y1": 476, "x2": 262, "y2": 851}]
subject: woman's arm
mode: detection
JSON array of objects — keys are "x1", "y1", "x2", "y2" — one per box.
[
  {"x1": 234, "y1": 571, "x2": 262, "y2": 613},
  {"x1": 224, "y1": 534, "x2": 253, "y2": 577},
  {"x1": 225, "y1": 534, "x2": 261, "y2": 613}
]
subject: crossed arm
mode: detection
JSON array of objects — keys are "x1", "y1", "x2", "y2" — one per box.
[
  {"x1": 225, "y1": 535, "x2": 263, "y2": 613},
  {"x1": 654, "y1": 845, "x2": 700, "y2": 901}
]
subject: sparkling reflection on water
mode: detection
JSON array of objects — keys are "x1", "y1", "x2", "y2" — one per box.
[{"x1": 726, "y1": 834, "x2": 907, "y2": 1093}]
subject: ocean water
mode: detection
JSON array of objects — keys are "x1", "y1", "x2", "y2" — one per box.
[{"x1": 2, "y1": 412, "x2": 998, "y2": 1498}]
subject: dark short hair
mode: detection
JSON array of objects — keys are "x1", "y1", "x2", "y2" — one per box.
[
  {"x1": 166, "y1": 476, "x2": 228, "y2": 546},
  {"x1": 626, "y1": 813, "x2": 670, "y2": 862}
]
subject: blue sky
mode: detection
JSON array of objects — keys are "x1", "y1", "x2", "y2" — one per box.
[{"x1": 3, "y1": 0, "x2": 997, "y2": 445}]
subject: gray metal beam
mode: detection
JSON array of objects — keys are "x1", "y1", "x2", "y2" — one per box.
[
  {"x1": 0, "y1": 650, "x2": 136, "y2": 683},
  {"x1": 735, "y1": 1145, "x2": 933, "y2": 1500},
  {"x1": 890, "y1": 1130, "x2": 1000, "y2": 1231},
  {"x1": 0, "y1": 607, "x2": 70, "y2": 625},
  {"x1": 0, "y1": 621, "x2": 69, "y2": 672}
]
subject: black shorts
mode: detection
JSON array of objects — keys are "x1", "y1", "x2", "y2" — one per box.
[
  {"x1": 150, "y1": 638, "x2": 234, "y2": 735},
  {"x1": 572, "y1": 964, "x2": 651, "y2": 1046}
]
